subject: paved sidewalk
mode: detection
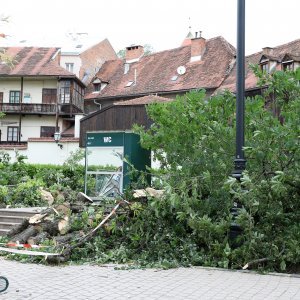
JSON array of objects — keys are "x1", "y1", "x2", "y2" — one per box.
[{"x1": 0, "y1": 257, "x2": 299, "y2": 300}]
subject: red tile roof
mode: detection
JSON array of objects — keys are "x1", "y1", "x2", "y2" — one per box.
[
  {"x1": 218, "y1": 39, "x2": 300, "y2": 93},
  {"x1": 0, "y1": 47, "x2": 76, "y2": 77},
  {"x1": 0, "y1": 144, "x2": 27, "y2": 150},
  {"x1": 114, "y1": 95, "x2": 172, "y2": 106},
  {"x1": 85, "y1": 36, "x2": 236, "y2": 101}
]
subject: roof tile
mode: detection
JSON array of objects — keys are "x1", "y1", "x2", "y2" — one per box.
[
  {"x1": 218, "y1": 39, "x2": 300, "y2": 92},
  {"x1": 85, "y1": 36, "x2": 236, "y2": 100},
  {"x1": 0, "y1": 47, "x2": 76, "y2": 77}
]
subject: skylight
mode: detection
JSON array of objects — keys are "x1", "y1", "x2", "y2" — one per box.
[
  {"x1": 171, "y1": 75, "x2": 178, "y2": 81},
  {"x1": 125, "y1": 81, "x2": 134, "y2": 87}
]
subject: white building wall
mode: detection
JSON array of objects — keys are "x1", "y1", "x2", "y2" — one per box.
[
  {"x1": 60, "y1": 54, "x2": 82, "y2": 77},
  {"x1": 0, "y1": 79, "x2": 57, "y2": 104},
  {"x1": 0, "y1": 115, "x2": 62, "y2": 142},
  {"x1": 3, "y1": 141, "x2": 82, "y2": 165},
  {"x1": 74, "y1": 115, "x2": 83, "y2": 138},
  {"x1": 20, "y1": 116, "x2": 62, "y2": 141}
]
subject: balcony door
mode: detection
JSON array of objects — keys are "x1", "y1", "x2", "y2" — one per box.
[{"x1": 42, "y1": 89, "x2": 57, "y2": 104}]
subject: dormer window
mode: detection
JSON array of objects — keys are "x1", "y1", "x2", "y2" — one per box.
[
  {"x1": 261, "y1": 62, "x2": 269, "y2": 72},
  {"x1": 92, "y1": 78, "x2": 101, "y2": 92},
  {"x1": 281, "y1": 54, "x2": 300, "y2": 72},
  {"x1": 282, "y1": 61, "x2": 294, "y2": 71},
  {"x1": 259, "y1": 54, "x2": 279, "y2": 73}
]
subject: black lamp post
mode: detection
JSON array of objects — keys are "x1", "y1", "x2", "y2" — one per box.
[
  {"x1": 233, "y1": 0, "x2": 246, "y2": 180},
  {"x1": 230, "y1": 0, "x2": 246, "y2": 245}
]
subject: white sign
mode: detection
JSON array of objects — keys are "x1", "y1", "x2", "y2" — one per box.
[{"x1": 103, "y1": 137, "x2": 112, "y2": 143}]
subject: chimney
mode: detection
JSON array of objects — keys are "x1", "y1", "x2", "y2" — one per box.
[
  {"x1": 262, "y1": 47, "x2": 274, "y2": 56},
  {"x1": 181, "y1": 31, "x2": 194, "y2": 47},
  {"x1": 125, "y1": 45, "x2": 144, "y2": 63},
  {"x1": 190, "y1": 31, "x2": 206, "y2": 62}
]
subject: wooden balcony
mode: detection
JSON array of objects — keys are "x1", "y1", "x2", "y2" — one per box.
[{"x1": 0, "y1": 103, "x2": 83, "y2": 115}]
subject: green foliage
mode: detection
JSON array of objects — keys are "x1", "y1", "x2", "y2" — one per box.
[
  {"x1": 115, "y1": 69, "x2": 299, "y2": 272},
  {"x1": 10, "y1": 179, "x2": 44, "y2": 207},
  {"x1": 0, "y1": 150, "x2": 85, "y2": 207}
]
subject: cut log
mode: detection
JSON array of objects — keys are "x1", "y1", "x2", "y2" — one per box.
[
  {"x1": 40, "y1": 188, "x2": 54, "y2": 206},
  {"x1": 37, "y1": 220, "x2": 60, "y2": 236},
  {"x1": 70, "y1": 202, "x2": 86, "y2": 213},
  {"x1": 55, "y1": 203, "x2": 71, "y2": 216},
  {"x1": 7, "y1": 218, "x2": 30, "y2": 238},
  {"x1": 53, "y1": 232, "x2": 82, "y2": 246},
  {"x1": 133, "y1": 187, "x2": 164, "y2": 199},
  {"x1": 58, "y1": 216, "x2": 69, "y2": 235},
  {"x1": 11, "y1": 225, "x2": 40, "y2": 244},
  {"x1": 47, "y1": 201, "x2": 127, "y2": 264},
  {"x1": 27, "y1": 232, "x2": 50, "y2": 245},
  {"x1": 29, "y1": 213, "x2": 48, "y2": 224},
  {"x1": 77, "y1": 192, "x2": 93, "y2": 204}
]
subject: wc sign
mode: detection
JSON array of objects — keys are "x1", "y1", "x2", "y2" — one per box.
[{"x1": 103, "y1": 136, "x2": 112, "y2": 143}]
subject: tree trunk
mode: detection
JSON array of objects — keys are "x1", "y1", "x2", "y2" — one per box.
[
  {"x1": 11, "y1": 225, "x2": 40, "y2": 244},
  {"x1": 7, "y1": 218, "x2": 29, "y2": 238},
  {"x1": 27, "y1": 232, "x2": 50, "y2": 245}
]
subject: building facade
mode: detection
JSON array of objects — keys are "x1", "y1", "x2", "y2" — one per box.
[
  {"x1": 0, "y1": 47, "x2": 85, "y2": 164},
  {"x1": 60, "y1": 38, "x2": 117, "y2": 85}
]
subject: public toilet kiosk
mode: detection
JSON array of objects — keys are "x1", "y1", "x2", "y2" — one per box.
[{"x1": 84, "y1": 131, "x2": 151, "y2": 201}]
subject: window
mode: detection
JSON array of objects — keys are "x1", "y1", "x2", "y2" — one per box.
[
  {"x1": 42, "y1": 88, "x2": 57, "y2": 104},
  {"x1": 40, "y1": 126, "x2": 57, "y2": 138},
  {"x1": 60, "y1": 81, "x2": 71, "y2": 104},
  {"x1": 7, "y1": 126, "x2": 19, "y2": 142},
  {"x1": 125, "y1": 81, "x2": 134, "y2": 87},
  {"x1": 9, "y1": 91, "x2": 21, "y2": 103},
  {"x1": 94, "y1": 83, "x2": 101, "y2": 91},
  {"x1": 282, "y1": 62, "x2": 294, "y2": 71},
  {"x1": 261, "y1": 63, "x2": 269, "y2": 72},
  {"x1": 65, "y1": 63, "x2": 74, "y2": 73}
]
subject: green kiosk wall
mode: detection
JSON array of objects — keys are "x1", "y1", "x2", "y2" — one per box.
[{"x1": 85, "y1": 131, "x2": 151, "y2": 200}]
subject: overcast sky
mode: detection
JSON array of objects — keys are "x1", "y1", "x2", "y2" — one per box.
[{"x1": 1, "y1": 0, "x2": 299, "y2": 55}]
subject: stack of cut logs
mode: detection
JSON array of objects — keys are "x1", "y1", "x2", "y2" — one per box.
[{"x1": 6, "y1": 188, "x2": 163, "y2": 263}]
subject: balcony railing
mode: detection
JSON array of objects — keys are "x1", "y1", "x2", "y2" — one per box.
[
  {"x1": 0, "y1": 103, "x2": 83, "y2": 115},
  {"x1": 0, "y1": 103, "x2": 56, "y2": 114}
]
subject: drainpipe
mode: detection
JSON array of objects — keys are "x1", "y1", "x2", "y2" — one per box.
[
  {"x1": 55, "y1": 78, "x2": 60, "y2": 134},
  {"x1": 19, "y1": 77, "x2": 23, "y2": 143}
]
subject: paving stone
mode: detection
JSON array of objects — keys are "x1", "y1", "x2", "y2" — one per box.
[{"x1": 0, "y1": 257, "x2": 300, "y2": 299}]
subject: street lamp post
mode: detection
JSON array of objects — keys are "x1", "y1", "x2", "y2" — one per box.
[
  {"x1": 233, "y1": 0, "x2": 246, "y2": 180},
  {"x1": 230, "y1": 0, "x2": 246, "y2": 245}
]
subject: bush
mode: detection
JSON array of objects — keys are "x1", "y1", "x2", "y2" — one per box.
[{"x1": 11, "y1": 179, "x2": 45, "y2": 207}]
